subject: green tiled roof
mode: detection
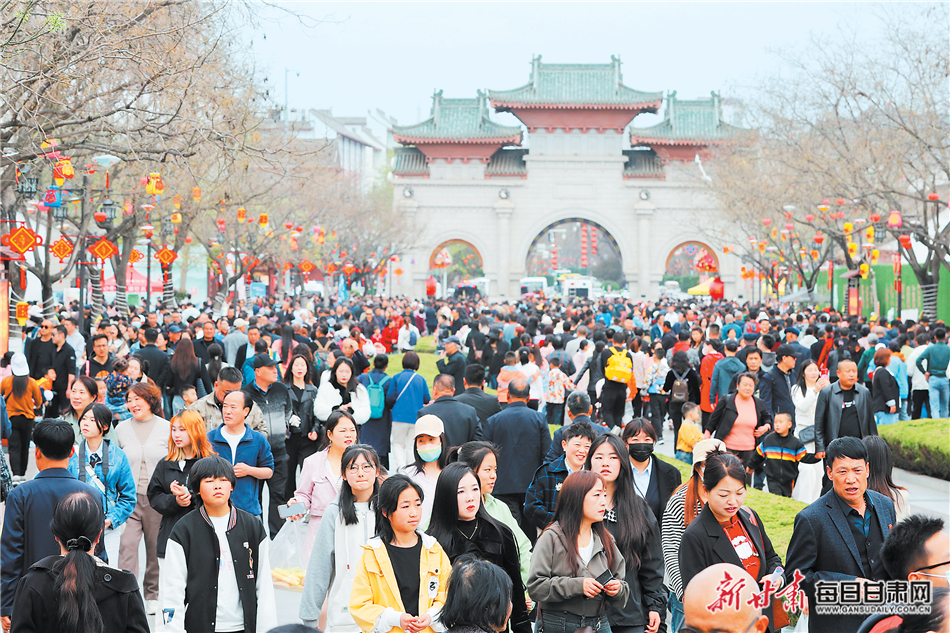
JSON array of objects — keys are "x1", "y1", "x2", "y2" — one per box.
[
  {"x1": 486, "y1": 149, "x2": 527, "y2": 177},
  {"x1": 392, "y1": 148, "x2": 428, "y2": 176},
  {"x1": 622, "y1": 149, "x2": 664, "y2": 178},
  {"x1": 489, "y1": 55, "x2": 662, "y2": 109},
  {"x1": 393, "y1": 91, "x2": 523, "y2": 144},
  {"x1": 630, "y1": 92, "x2": 745, "y2": 144}
]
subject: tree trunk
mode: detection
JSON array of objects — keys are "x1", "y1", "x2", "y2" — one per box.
[
  {"x1": 212, "y1": 286, "x2": 229, "y2": 316},
  {"x1": 162, "y1": 265, "x2": 178, "y2": 309},
  {"x1": 89, "y1": 265, "x2": 105, "y2": 323},
  {"x1": 114, "y1": 270, "x2": 128, "y2": 318}
]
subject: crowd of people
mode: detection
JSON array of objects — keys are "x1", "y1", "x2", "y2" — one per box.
[{"x1": 0, "y1": 292, "x2": 946, "y2": 633}]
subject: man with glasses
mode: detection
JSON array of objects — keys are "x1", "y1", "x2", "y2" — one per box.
[
  {"x1": 682, "y1": 563, "x2": 769, "y2": 633},
  {"x1": 24, "y1": 320, "x2": 56, "y2": 380},
  {"x1": 882, "y1": 515, "x2": 949, "y2": 587}
]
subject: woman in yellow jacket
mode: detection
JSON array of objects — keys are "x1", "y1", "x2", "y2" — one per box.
[{"x1": 350, "y1": 473, "x2": 452, "y2": 633}]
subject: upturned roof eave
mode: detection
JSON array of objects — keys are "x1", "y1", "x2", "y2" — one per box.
[
  {"x1": 490, "y1": 98, "x2": 662, "y2": 112},
  {"x1": 393, "y1": 133, "x2": 523, "y2": 145}
]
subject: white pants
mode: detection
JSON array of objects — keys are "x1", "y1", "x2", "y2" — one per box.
[
  {"x1": 390, "y1": 422, "x2": 416, "y2": 472},
  {"x1": 104, "y1": 524, "x2": 123, "y2": 569}
]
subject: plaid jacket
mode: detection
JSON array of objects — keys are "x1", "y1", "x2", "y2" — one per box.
[{"x1": 523, "y1": 454, "x2": 569, "y2": 532}]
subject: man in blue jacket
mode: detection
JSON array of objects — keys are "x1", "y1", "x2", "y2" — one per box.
[
  {"x1": 708, "y1": 340, "x2": 746, "y2": 407},
  {"x1": 0, "y1": 419, "x2": 105, "y2": 629},
  {"x1": 474, "y1": 379, "x2": 550, "y2": 536}
]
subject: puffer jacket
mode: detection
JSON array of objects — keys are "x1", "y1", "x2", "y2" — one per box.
[
  {"x1": 313, "y1": 380, "x2": 371, "y2": 426},
  {"x1": 527, "y1": 521, "x2": 629, "y2": 617}
]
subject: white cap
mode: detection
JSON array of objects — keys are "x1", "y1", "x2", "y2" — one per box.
[{"x1": 10, "y1": 353, "x2": 29, "y2": 377}]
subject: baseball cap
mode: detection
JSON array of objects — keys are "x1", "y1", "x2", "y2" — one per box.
[
  {"x1": 233, "y1": 318, "x2": 248, "y2": 328},
  {"x1": 693, "y1": 438, "x2": 727, "y2": 464},
  {"x1": 253, "y1": 354, "x2": 279, "y2": 369},
  {"x1": 167, "y1": 324, "x2": 183, "y2": 334},
  {"x1": 10, "y1": 353, "x2": 29, "y2": 377},
  {"x1": 757, "y1": 312, "x2": 770, "y2": 321},
  {"x1": 445, "y1": 336, "x2": 461, "y2": 346},
  {"x1": 784, "y1": 327, "x2": 800, "y2": 336},
  {"x1": 414, "y1": 415, "x2": 444, "y2": 439},
  {"x1": 775, "y1": 345, "x2": 798, "y2": 361}
]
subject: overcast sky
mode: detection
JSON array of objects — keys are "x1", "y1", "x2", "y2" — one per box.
[{"x1": 247, "y1": 2, "x2": 886, "y2": 128}]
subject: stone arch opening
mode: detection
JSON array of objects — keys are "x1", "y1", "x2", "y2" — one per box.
[
  {"x1": 525, "y1": 219, "x2": 624, "y2": 292},
  {"x1": 664, "y1": 241, "x2": 719, "y2": 292},
  {"x1": 428, "y1": 239, "x2": 486, "y2": 297}
]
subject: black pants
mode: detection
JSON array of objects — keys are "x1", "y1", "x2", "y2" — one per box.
[
  {"x1": 283, "y1": 433, "x2": 320, "y2": 501},
  {"x1": 647, "y1": 394, "x2": 667, "y2": 439},
  {"x1": 263, "y1": 455, "x2": 289, "y2": 538},
  {"x1": 912, "y1": 389, "x2": 930, "y2": 419},
  {"x1": 668, "y1": 400, "x2": 686, "y2": 448},
  {"x1": 729, "y1": 448, "x2": 757, "y2": 486},
  {"x1": 600, "y1": 382, "x2": 626, "y2": 429},
  {"x1": 527, "y1": 399, "x2": 540, "y2": 411},
  {"x1": 630, "y1": 392, "x2": 643, "y2": 419},
  {"x1": 8, "y1": 415, "x2": 33, "y2": 476},
  {"x1": 47, "y1": 390, "x2": 67, "y2": 419},
  {"x1": 546, "y1": 403, "x2": 565, "y2": 427},
  {"x1": 768, "y1": 478, "x2": 794, "y2": 497}
]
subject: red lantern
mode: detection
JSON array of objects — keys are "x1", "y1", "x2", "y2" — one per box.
[
  {"x1": 869, "y1": 212, "x2": 881, "y2": 223},
  {"x1": 805, "y1": 214, "x2": 815, "y2": 222},
  {"x1": 426, "y1": 276, "x2": 437, "y2": 296},
  {"x1": 836, "y1": 198, "x2": 846, "y2": 205},
  {"x1": 928, "y1": 193, "x2": 940, "y2": 201},
  {"x1": 813, "y1": 234, "x2": 824, "y2": 245},
  {"x1": 709, "y1": 276, "x2": 725, "y2": 301},
  {"x1": 784, "y1": 223, "x2": 794, "y2": 231},
  {"x1": 284, "y1": 222, "x2": 293, "y2": 230},
  {"x1": 762, "y1": 218, "x2": 772, "y2": 226},
  {"x1": 898, "y1": 234, "x2": 912, "y2": 249}
]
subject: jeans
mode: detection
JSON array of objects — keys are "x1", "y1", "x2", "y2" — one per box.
[
  {"x1": 928, "y1": 375, "x2": 950, "y2": 419},
  {"x1": 675, "y1": 450, "x2": 693, "y2": 464},
  {"x1": 546, "y1": 403, "x2": 565, "y2": 426},
  {"x1": 668, "y1": 590, "x2": 684, "y2": 632},
  {"x1": 899, "y1": 398, "x2": 911, "y2": 421},
  {"x1": 540, "y1": 610, "x2": 611, "y2": 633},
  {"x1": 875, "y1": 411, "x2": 899, "y2": 426}
]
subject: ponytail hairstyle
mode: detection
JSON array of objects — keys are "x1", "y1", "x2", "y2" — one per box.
[
  {"x1": 50, "y1": 490, "x2": 104, "y2": 633},
  {"x1": 339, "y1": 444, "x2": 381, "y2": 526},
  {"x1": 205, "y1": 343, "x2": 225, "y2": 384}
]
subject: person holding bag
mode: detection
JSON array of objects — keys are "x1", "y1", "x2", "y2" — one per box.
[{"x1": 527, "y1": 471, "x2": 629, "y2": 633}]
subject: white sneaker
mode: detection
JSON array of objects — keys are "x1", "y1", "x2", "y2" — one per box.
[{"x1": 146, "y1": 600, "x2": 159, "y2": 615}]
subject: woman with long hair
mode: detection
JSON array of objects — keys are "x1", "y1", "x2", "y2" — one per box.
[
  {"x1": 871, "y1": 348, "x2": 901, "y2": 426},
  {"x1": 62, "y1": 376, "x2": 110, "y2": 445},
  {"x1": 455, "y1": 441, "x2": 531, "y2": 584},
  {"x1": 67, "y1": 403, "x2": 136, "y2": 565},
  {"x1": 272, "y1": 322, "x2": 299, "y2": 369},
  {"x1": 863, "y1": 435, "x2": 909, "y2": 520},
  {"x1": 349, "y1": 474, "x2": 451, "y2": 633},
  {"x1": 146, "y1": 410, "x2": 213, "y2": 563},
  {"x1": 679, "y1": 451, "x2": 784, "y2": 631},
  {"x1": 312, "y1": 357, "x2": 371, "y2": 435},
  {"x1": 1, "y1": 352, "x2": 43, "y2": 478},
  {"x1": 300, "y1": 444, "x2": 382, "y2": 631},
  {"x1": 115, "y1": 382, "x2": 169, "y2": 615},
  {"x1": 517, "y1": 347, "x2": 543, "y2": 410},
  {"x1": 660, "y1": 438, "x2": 726, "y2": 633},
  {"x1": 290, "y1": 409, "x2": 358, "y2": 556},
  {"x1": 791, "y1": 360, "x2": 828, "y2": 504},
  {"x1": 283, "y1": 352, "x2": 320, "y2": 499},
  {"x1": 587, "y1": 434, "x2": 665, "y2": 633},
  {"x1": 168, "y1": 336, "x2": 201, "y2": 413},
  {"x1": 527, "y1": 471, "x2": 629, "y2": 633},
  {"x1": 10, "y1": 489, "x2": 149, "y2": 633},
  {"x1": 198, "y1": 342, "x2": 227, "y2": 395},
  {"x1": 662, "y1": 350, "x2": 701, "y2": 449},
  {"x1": 426, "y1": 463, "x2": 531, "y2": 633},
  {"x1": 400, "y1": 415, "x2": 450, "y2": 530}
]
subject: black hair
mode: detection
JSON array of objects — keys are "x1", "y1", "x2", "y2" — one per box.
[
  {"x1": 282, "y1": 352, "x2": 314, "y2": 386},
  {"x1": 566, "y1": 390, "x2": 591, "y2": 416},
  {"x1": 90, "y1": 333, "x2": 108, "y2": 345},
  {"x1": 621, "y1": 416, "x2": 658, "y2": 443},
  {"x1": 744, "y1": 347, "x2": 762, "y2": 359},
  {"x1": 702, "y1": 451, "x2": 747, "y2": 491},
  {"x1": 464, "y1": 363, "x2": 486, "y2": 386},
  {"x1": 206, "y1": 343, "x2": 225, "y2": 384},
  {"x1": 412, "y1": 430, "x2": 450, "y2": 473},
  {"x1": 795, "y1": 359, "x2": 818, "y2": 395},
  {"x1": 670, "y1": 350, "x2": 690, "y2": 374},
  {"x1": 143, "y1": 327, "x2": 159, "y2": 343},
  {"x1": 217, "y1": 365, "x2": 243, "y2": 385},
  {"x1": 881, "y1": 515, "x2": 946, "y2": 580},
  {"x1": 10, "y1": 373, "x2": 29, "y2": 400},
  {"x1": 330, "y1": 356, "x2": 358, "y2": 392},
  {"x1": 426, "y1": 463, "x2": 506, "y2": 558},
  {"x1": 79, "y1": 402, "x2": 114, "y2": 436},
  {"x1": 562, "y1": 420, "x2": 596, "y2": 443},
  {"x1": 438, "y1": 556, "x2": 512, "y2": 631},
  {"x1": 50, "y1": 490, "x2": 105, "y2": 633},
  {"x1": 455, "y1": 441, "x2": 499, "y2": 476},
  {"x1": 375, "y1": 474, "x2": 424, "y2": 544},
  {"x1": 825, "y1": 436, "x2": 868, "y2": 468},
  {"x1": 279, "y1": 323, "x2": 295, "y2": 363},
  {"x1": 897, "y1": 586, "x2": 948, "y2": 633},
  {"x1": 585, "y1": 433, "x2": 656, "y2": 568},
  {"x1": 33, "y1": 418, "x2": 75, "y2": 461},
  {"x1": 339, "y1": 444, "x2": 380, "y2": 526},
  {"x1": 373, "y1": 354, "x2": 389, "y2": 371},
  {"x1": 320, "y1": 409, "x2": 359, "y2": 451},
  {"x1": 189, "y1": 455, "x2": 237, "y2": 498},
  {"x1": 863, "y1": 436, "x2": 907, "y2": 513},
  {"x1": 735, "y1": 371, "x2": 758, "y2": 389}
]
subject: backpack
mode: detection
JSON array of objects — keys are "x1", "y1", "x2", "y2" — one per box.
[
  {"x1": 367, "y1": 374, "x2": 391, "y2": 419},
  {"x1": 670, "y1": 370, "x2": 689, "y2": 403},
  {"x1": 604, "y1": 346, "x2": 633, "y2": 383},
  {"x1": 408, "y1": 329, "x2": 418, "y2": 346}
]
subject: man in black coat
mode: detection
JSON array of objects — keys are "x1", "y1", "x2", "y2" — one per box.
[
  {"x1": 546, "y1": 390, "x2": 608, "y2": 463},
  {"x1": 24, "y1": 318, "x2": 55, "y2": 380},
  {"x1": 435, "y1": 336, "x2": 467, "y2": 396},
  {"x1": 474, "y1": 379, "x2": 550, "y2": 532},
  {"x1": 417, "y1": 375, "x2": 478, "y2": 448},
  {"x1": 455, "y1": 364, "x2": 501, "y2": 429},
  {"x1": 784, "y1": 437, "x2": 895, "y2": 633},
  {"x1": 135, "y1": 327, "x2": 171, "y2": 398},
  {"x1": 763, "y1": 345, "x2": 797, "y2": 422}
]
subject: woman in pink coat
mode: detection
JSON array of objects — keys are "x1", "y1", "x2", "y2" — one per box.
[{"x1": 287, "y1": 410, "x2": 358, "y2": 556}]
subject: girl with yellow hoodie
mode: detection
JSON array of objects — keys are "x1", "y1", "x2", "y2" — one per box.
[{"x1": 350, "y1": 474, "x2": 451, "y2": 633}]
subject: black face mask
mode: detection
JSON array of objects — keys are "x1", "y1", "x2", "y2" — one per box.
[{"x1": 628, "y1": 443, "x2": 654, "y2": 462}]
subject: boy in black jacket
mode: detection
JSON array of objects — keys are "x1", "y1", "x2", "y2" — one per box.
[
  {"x1": 746, "y1": 413, "x2": 820, "y2": 497},
  {"x1": 160, "y1": 456, "x2": 277, "y2": 633}
]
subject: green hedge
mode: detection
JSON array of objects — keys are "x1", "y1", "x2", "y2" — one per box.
[{"x1": 879, "y1": 419, "x2": 950, "y2": 481}]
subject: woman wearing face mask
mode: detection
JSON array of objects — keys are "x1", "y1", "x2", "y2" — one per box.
[
  {"x1": 289, "y1": 410, "x2": 359, "y2": 557},
  {"x1": 679, "y1": 451, "x2": 784, "y2": 632},
  {"x1": 300, "y1": 444, "x2": 381, "y2": 632},
  {"x1": 455, "y1": 441, "x2": 532, "y2": 585},
  {"x1": 426, "y1": 463, "x2": 532, "y2": 633},
  {"x1": 527, "y1": 471, "x2": 629, "y2": 633},
  {"x1": 400, "y1": 415, "x2": 449, "y2": 530},
  {"x1": 620, "y1": 418, "x2": 682, "y2": 528},
  {"x1": 660, "y1": 438, "x2": 726, "y2": 633},
  {"x1": 587, "y1": 434, "x2": 665, "y2": 633}
]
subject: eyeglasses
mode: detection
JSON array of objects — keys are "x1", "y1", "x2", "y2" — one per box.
[
  {"x1": 347, "y1": 463, "x2": 377, "y2": 475},
  {"x1": 914, "y1": 560, "x2": 950, "y2": 573}
]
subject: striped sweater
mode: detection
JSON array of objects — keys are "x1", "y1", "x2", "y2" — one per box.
[{"x1": 747, "y1": 431, "x2": 820, "y2": 486}]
